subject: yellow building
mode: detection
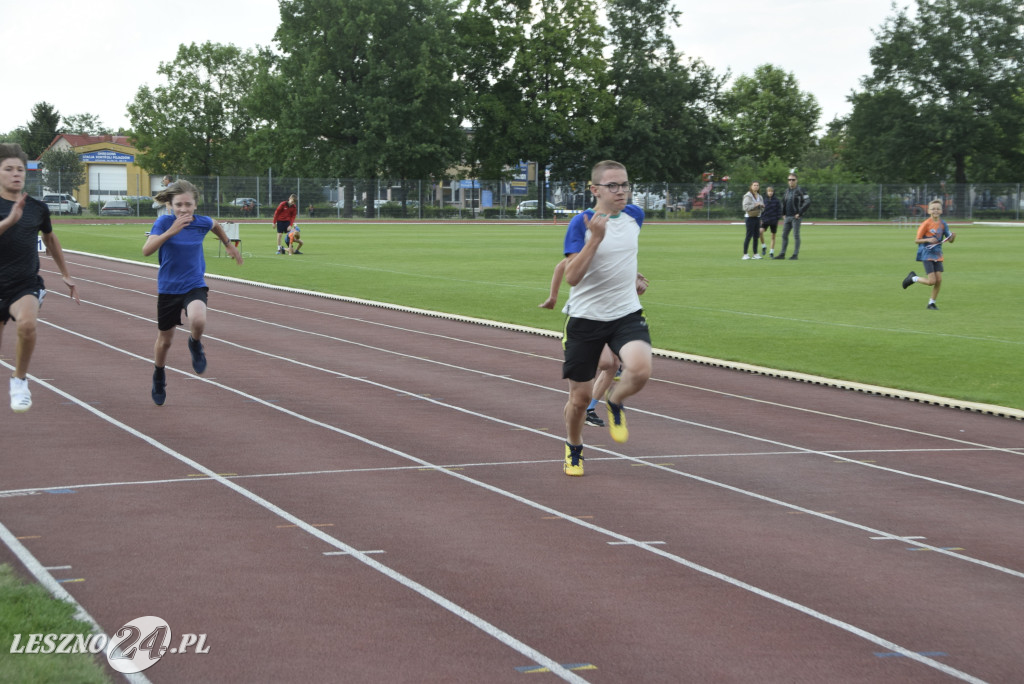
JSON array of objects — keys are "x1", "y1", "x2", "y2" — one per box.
[{"x1": 40, "y1": 135, "x2": 158, "y2": 207}]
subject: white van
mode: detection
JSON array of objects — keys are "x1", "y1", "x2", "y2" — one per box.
[{"x1": 43, "y1": 193, "x2": 82, "y2": 215}]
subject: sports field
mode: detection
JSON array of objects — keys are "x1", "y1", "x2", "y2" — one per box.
[{"x1": 51, "y1": 219, "x2": 1023, "y2": 412}]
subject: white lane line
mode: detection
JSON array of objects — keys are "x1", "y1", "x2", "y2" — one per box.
[
  {"x1": 63, "y1": 280, "x2": 1024, "y2": 495},
  {"x1": 0, "y1": 371, "x2": 588, "y2": 684},
  {"x1": 6, "y1": 368, "x2": 983, "y2": 684},
  {"x1": 323, "y1": 551, "x2": 385, "y2": 556},
  {"x1": 53, "y1": 256, "x2": 1024, "y2": 422},
  {"x1": 0, "y1": 522, "x2": 153, "y2": 684},
  {"x1": 26, "y1": 313, "x2": 1024, "y2": 581},
  {"x1": 6, "y1": 343, "x2": 995, "y2": 683}
]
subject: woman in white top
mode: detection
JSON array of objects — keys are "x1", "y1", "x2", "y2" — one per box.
[{"x1": 741, "y1": 181, "x2": 765, "y2": 259}]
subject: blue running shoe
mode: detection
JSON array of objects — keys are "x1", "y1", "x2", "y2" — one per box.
[{"x1": 188, "y1": 336, "x2": 207, "y2": 375}]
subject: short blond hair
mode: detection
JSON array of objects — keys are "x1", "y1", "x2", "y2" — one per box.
[{"x1": 591, "y1": 160, "x2": 627, "y2": 185}]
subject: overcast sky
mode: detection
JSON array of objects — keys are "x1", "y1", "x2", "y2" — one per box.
[{"x1": 4, "y1": 0, "x2": 902, "y2": 139}]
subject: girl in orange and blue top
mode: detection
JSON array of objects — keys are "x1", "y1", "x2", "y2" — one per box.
[{"x1": 902, "y1": 199, "x2": 955, "y2": 309}]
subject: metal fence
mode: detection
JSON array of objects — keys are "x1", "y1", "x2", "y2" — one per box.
[{"x1": 28, "y1": 170, "x2": 1024, "y2": 222}]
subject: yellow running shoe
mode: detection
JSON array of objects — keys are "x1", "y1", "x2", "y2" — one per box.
[
  {"x1": 564, "y1": 443, "x2": 584, "y2": 476},
  {"x1": 605, "y1": 390, "x2": 628, "y2": 443}
]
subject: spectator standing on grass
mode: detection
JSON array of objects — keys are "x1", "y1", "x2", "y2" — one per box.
[
  {"x1": 902, "y1": 198, "x2": 955, "y2": 310},
  {"x1": 152, "y1": 175, "x2": 173, "y2": 216},
  {"x1": 0, "y1": 143, "x2": 80, "y2": 413},
  {"x1": 760, "y1": 185, "x2": 782, "y2": 258},
  {"x1": 741, "y1": 181, "x2": 765, "y2": 260},
  {"x1": 143, "y1": 180, "x2": 242, "y2": 406},
  {"x1": 778, "y1": 173, "x2": 810, "y2": 260},
  {"x1": 273, "y1": 194, "x2": 298, "y2": 255},
  {"x1": 560, "y1": 160, "x2": 652, "y2": 477}
]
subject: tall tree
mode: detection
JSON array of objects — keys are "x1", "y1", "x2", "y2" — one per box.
[
  {"x1": 796, "y1": 117, "x2": 862, "y2": 184},
  {"x1": 0, "y1": 127, "x2": 29, "y2": 150},
  {"x1": 61, "y1": 113, "x2": 112, "y2": 136},
  {"x1": 504, "y1": 0, "x2": 611, "y2": 211},
  {"x1": 39, "y1": 147, "x2": 86, "y2": 193},
  {"x1": 23, "y1": 102, "x2": 62, "y2": 159},
  {"x1": 255, "y1": 0, "x2": 467, "y2": 206},
  {"x1": 128, "y1": 42, "x2": 263, "y2": 175},
  {"x1": 846, "y1": 0, "x2": 1024, "y2": 184},
  {"x1": 455, "y1": 0, "x2": 534, "y2": 180},
  {"x1": 719, "y1": 64, "x2": 820, "y2": 168},
  {"x1": 603, "y1": 0, "x2": 725, "y2": 182}
]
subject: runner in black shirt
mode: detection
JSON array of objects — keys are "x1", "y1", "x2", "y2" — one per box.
[{"x1": 0, "y1": 143, "x2": 80, "y2": 412}]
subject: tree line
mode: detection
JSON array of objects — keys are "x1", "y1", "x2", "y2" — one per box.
[{"x1": 5, "y1": 0, "x2": 1023, "y2": 198}]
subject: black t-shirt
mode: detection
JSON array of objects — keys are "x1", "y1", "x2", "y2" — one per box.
[{"x1": 0, "y1": 195, "x2": 53, "y2": 294}]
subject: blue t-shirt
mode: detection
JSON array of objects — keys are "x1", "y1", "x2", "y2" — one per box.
[{"x1": 150, "y1": 214, "x2": 214, "y2": 294}]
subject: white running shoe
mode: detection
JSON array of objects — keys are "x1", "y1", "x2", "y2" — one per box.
[
  {"x1": 741, "y1": 254, "x2": 751, "y2": 260},
  {"x1": 753, "y1": 254, "x2": 763, "y2": 259},
  {"x1": 10, "y1": 377, "x2": 31, "y2": 413}
]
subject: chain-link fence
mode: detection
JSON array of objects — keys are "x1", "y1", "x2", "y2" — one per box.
[{"x1": 35, "y1": 172, "x2": 1024, "y2": 222}]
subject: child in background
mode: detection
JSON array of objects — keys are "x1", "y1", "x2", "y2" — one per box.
[
  {"x1": 285, "y1": 225, "x2": 303, "y2": 254},
  {"x1": 902, "y1": 199, "x2": 955, "y2": 309}
]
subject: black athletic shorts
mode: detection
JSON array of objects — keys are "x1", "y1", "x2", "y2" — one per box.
[
  {"x1": 562, "y1": 309, "x2": 651, "y2": 382},
  {"x1": 157, "y1": 287, "x2": 209, "y2": 331},
  {"x1": 0, "y1": 276, "x2": 45, "y2": 323},
  {"x1": 276, "y1": 221, "x2": 291, "y2": 234},
  {"x1": 922, "y1": 260, "x2": 944, "y2": 274}
]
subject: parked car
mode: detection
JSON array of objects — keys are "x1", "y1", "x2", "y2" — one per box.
[
  {"x1": 516, "y1": 200, "x2": 558, "y2": 216},
  {"x1": 231, "y1": 198, "x2": 260, "y2": 209},
  {"x1": 636, "y1": 197, "x2": 666, "y2": 211},
  {"x1": 43, "y1": 193, "x2": 82, "y2": 215},
  {"x1": 99, "y1": 199, "x2": 132, "y2": 216},
  {"x1": 632, "y1": 193, "x2": 666, "y2": 211}
]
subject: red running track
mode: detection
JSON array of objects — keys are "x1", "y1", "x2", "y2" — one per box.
[{"x1": 1, "y1": 252, "x2": 1022, "y2": 683}]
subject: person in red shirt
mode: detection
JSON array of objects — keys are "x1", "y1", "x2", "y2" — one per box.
[{"x1": 272, "y1": 194, "x2": 298, "y2": 254}]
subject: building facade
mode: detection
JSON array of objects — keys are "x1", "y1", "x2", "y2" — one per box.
[{"x1": 40, "y1": 135, "x2": 159, "y2": 207}]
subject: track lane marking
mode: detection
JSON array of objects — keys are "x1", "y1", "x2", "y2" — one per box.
[{"x1": 2, "y1": 351, "x2": 996, "y2": 683}]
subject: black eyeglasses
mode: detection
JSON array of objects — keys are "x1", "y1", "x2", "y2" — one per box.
[
  {"x1": 593, "y1": 182, "x2": 631, "y2": 193},
  {"x1": 787, "y1": 178, "x2": 797, "y2": 181}
]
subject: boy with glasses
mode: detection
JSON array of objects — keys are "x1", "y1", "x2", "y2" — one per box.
[{"x1": 559, "y1": 160, "x2": 652, "y2": 476}]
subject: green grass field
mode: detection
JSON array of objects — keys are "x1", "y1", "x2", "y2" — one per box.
[
  {"x1": 51, "y1": 218, "x2": 1024, "y2": 411},
  {"x1": 0, "y1": 564, "x2": 110, "y2": 683}
]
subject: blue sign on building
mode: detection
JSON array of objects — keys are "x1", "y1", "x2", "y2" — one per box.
[{"x1": 79, "y1": 150, "x2": 134, "y2": 163}]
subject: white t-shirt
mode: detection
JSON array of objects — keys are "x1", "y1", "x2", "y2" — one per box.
[{"x1": 561, "y1": 205, "x2": 644, "y2": 321}]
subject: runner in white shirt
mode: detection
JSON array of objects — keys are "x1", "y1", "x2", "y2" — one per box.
[{"x1": 560, "y1": 160, "x2": 653, "y2": 476}]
